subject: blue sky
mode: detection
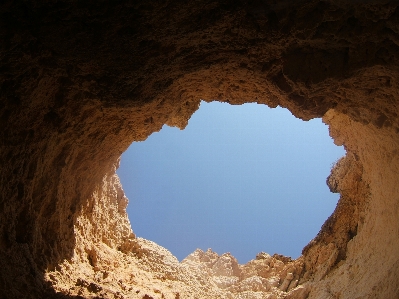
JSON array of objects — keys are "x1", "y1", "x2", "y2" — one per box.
[{"x1": 117, "y1": 101, "x2": 345, "y2": 264}]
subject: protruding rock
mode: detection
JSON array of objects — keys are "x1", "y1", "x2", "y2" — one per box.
[{"x1": 285, "y1": 285, "x2": 310, "y2": 299}]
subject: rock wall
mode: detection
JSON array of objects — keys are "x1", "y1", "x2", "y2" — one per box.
[{"x1": 1, "y1": 0, "x2": 399, "y2": 298}]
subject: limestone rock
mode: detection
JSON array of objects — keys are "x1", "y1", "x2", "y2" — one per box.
[{"x1": 1, "y1": 0, "x2": 399, "y2": 298}]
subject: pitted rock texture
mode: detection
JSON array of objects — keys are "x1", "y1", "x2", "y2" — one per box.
[
  {"x1": 1, "y1": 0, "x2": 399, "y2": 298},
  {"x1": 182, "y1": 249, "x2": 305, "y2": 297}
]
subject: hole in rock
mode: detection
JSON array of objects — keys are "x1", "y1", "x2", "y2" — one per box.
[{"x1": 118, "y1": 101, "x2": 345, "y2": 264}]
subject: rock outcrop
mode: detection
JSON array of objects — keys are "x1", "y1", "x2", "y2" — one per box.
[
  {"x1": 1, "y1": 0, "x2": 399, "y2": 298},
  {"x1": 182, "y1": 249, "x2": 306, "y2": 298}
]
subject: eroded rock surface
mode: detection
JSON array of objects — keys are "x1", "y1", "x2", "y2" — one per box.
[{"x1": 1, "y1": 0, "x2": 399, "y2": 298}]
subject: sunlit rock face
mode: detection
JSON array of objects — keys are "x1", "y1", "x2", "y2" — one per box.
[{"x1": 1, "y1": 0, "x2": 399, "y2": 298}]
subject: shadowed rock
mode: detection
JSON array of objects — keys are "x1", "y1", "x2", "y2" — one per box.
[{"x1": 1, "y1": 1, "x2": 399, "y2": 298}]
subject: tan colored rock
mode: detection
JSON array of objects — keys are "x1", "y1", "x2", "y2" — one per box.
[
  {"x1": 1, "y1": 1, "x2": 399, "y2": 298},
  {"x1": 285, "y1": 285, "x2": 310, "y2": 299}
]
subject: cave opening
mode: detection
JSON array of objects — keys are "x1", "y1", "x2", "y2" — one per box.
[
  {"x1": 117, "y1": 101, "x2": 345, "y2": 264},
  {"x1": 1, "y1": 1, "x2": 399, "y2": 297}
]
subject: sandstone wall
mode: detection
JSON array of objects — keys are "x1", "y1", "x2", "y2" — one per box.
[{"x1": 1, "y1": 1, "x2": 399, "y2": 298}]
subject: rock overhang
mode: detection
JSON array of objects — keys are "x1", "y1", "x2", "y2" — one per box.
[{"x1": 0, "y1": 1, "x2": 399, "y2": 298}]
